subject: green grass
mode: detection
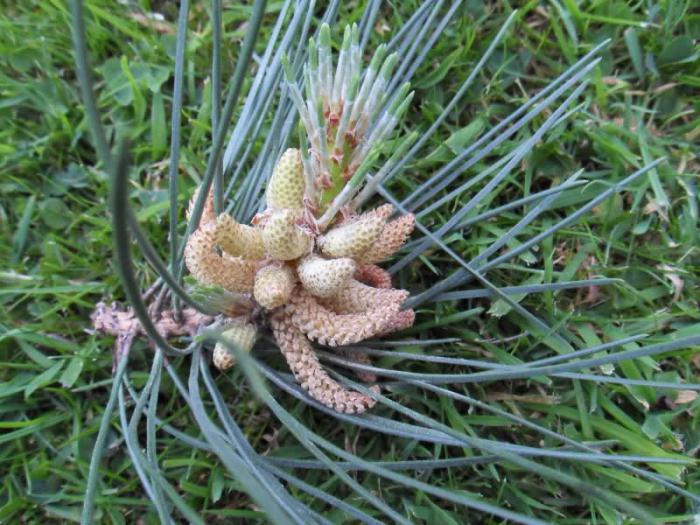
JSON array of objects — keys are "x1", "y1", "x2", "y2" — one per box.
[{"x1": 1, "y1": 0, "x2": 699, "y2": 523}]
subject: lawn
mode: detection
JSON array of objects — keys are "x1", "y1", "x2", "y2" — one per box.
[{"x1": 1, "y1": 0, "x2": 699, "y2": 523}]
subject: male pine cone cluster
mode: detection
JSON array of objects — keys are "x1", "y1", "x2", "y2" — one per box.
[{"x1": 185, "y1": 148, "x2": 415, "y2": 414}]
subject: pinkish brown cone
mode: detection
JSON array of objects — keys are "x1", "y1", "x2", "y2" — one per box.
[
  {"x1": 270, "y1": 312, "x2": 379, "y2": 414},
  {"x1": 284, "y1": 287, "x2": 403, "y2": 346},
  {"x1": 355, "y1": 264, "x2": 393, "y2": 289},
  {"x1": 357, "y1": 213, "x2": 415, "y2": 264},
  {"x1": 186, "y1": 184, "x2": 216, "y2": 227},
  {"x1": 184, "y1": 222, "x2": 256, "y2": 293},
  {"x1": 321, "y1": 279, "x2": 408, "y2": 314}
]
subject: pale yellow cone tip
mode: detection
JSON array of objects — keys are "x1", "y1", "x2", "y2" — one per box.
[
  {"x1": 298, "y1": 255, "x2": 356, "y2": 298},
  {"x1": 262, "y1": 209, "x2": 312, "y2": 261},
  {"x1": 215, "y1": 214, "x2": 265, "y2": 260},
  {"x1": 318, "y1": 214, "x2": 385, "y2": 259},
  {"x1": 213, "y1": 320, "x2": 258, "y2": 371},
  {"x1": 254, "y1": 264, "x2": 296, "y2": 309},
  {"x1": 266, "y1": 148, "x2": 305, "y2": 210}
]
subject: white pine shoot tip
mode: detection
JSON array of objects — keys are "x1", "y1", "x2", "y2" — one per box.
[{"x1": 286, "y1": 23, "x2": 413, "y2": 218}]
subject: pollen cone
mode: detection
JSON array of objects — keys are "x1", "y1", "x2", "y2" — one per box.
[
  {"x1": 254, "y1": 264, "x2": 296, "y2": 309},
  {"x1": 270, "y1": 312, "x2": 379, "y2": 414},
  {"x1": 213, "y1": 319, "x2": 258, "y2": 371},
  {"x1": 266, "y1": 148, "x2": 305, "y2": 211},
  {"x1": 262, "y1": 209, "x2": 312, "y2": 261},
  {"x1": 214, "y1": 214, "x2": 265, "y2": 260},
  {"x1": 318, "y1": 214, "x2": 385, "y2": 259},
  {"x1": 298, "y1": 255, "x2": 356, "y2": 298}
]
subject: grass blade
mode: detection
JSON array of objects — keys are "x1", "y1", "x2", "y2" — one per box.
[{"x1": 80, "y1": 338, "x2": 132, "y2": 525}]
